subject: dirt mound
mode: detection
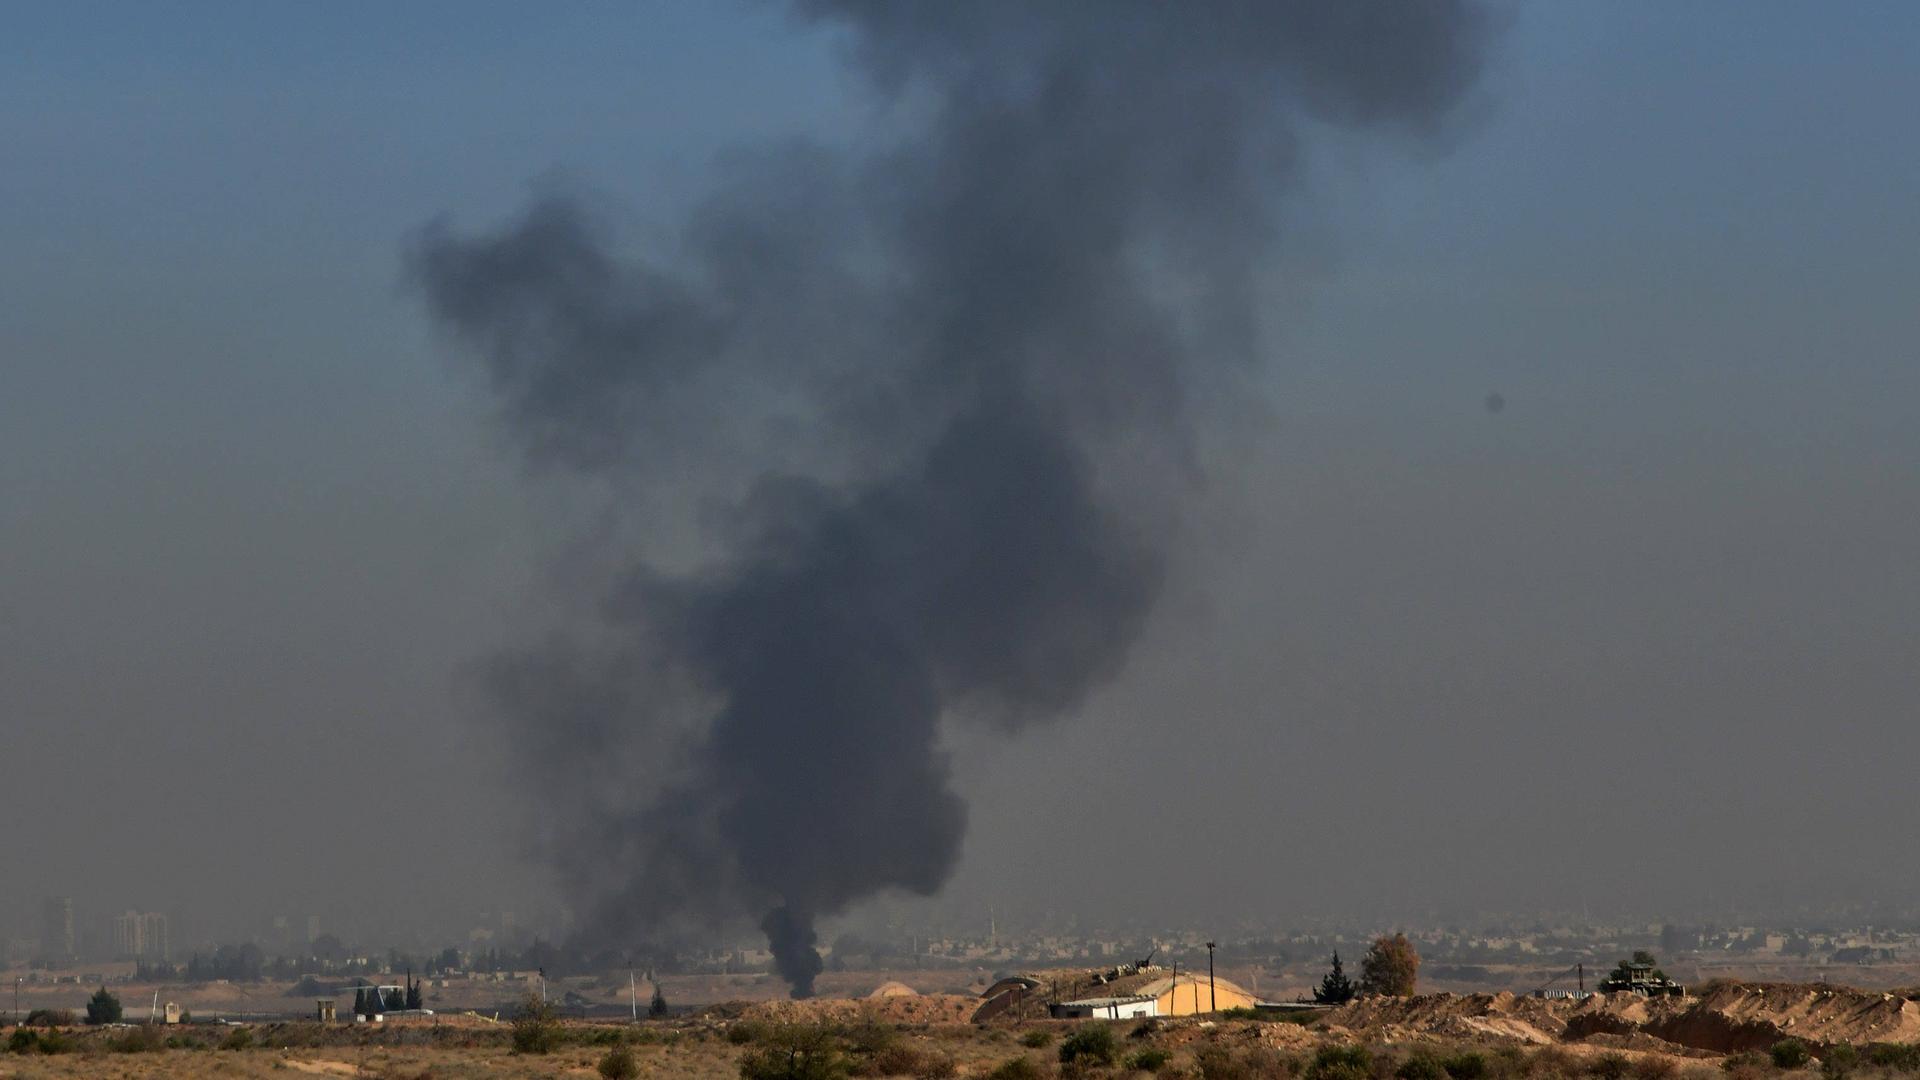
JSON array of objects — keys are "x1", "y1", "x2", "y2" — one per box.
[
  {"x1": 739, "y1": 993, "x2": 979, "y2": 1025},
  {"x1": 1324, "y1": 993, "x2": 1568, "y2": 1046},
  {"x1": 1569, "y1": 984, "x2": 1920, "y2": 1055},
  {"x1": 868, "y1": 981, "x2": 918, "y2": 999},
  {"x1": 1570, "y1": 1031, "x2": 1717, "y2": 1058}
]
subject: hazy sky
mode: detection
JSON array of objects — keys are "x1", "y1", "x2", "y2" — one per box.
[{"x1": 5, "y1": 2, "x2": 1919, "y2": 951}]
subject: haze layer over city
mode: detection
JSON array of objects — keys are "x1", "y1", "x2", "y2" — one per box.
[{"x1": 6, "y1": 0, "x2": 1920, "y2": 987}]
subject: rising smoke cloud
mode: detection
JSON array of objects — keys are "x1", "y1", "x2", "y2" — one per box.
[{"x1": 410, "y1": 1, "x2": 1490, "y2": 996}]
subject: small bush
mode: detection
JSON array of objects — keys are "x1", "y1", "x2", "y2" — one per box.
[
  {"x1": 599, "y1": 1045, "x2": 640, "y2": 1080},
  {"x1": 1632, "y1": 1055, "x2": 1678, "y2": 1080},
  {"x1": 1443, "y1": 1051, "x2": 1489, "y2": 1080},
  {"x1": 915, "y1": 1053, "x2": 958, "y2": 1079},
  {"x1": 111, "y1": 1025, "x2": 167, "y2": 1053},
  {"x1": 987, "y1": 1057, "x2": 1045, "y2": 1080},
  {"x1": 1399, "y1": 1054, "x2": 1448, "y2": 1080},
  {"x1": 7, "y1": 1028, "x2": 38, "y2": 1055},
  {"x1": 1126, "y1": 1047, "x2": 1172, "y2": 1072},
  {"x1": 1528, "y1": 1046, "x2": 1577, "y2": 1077},
  {"x1": 1196, "y1": 1046, "x2": 1249, "y2": 1080},
  {"x1": 1058, "y1": 1024, "x2": 1117, "y2": 1065},
  {"x1": 34, "y1": 1028, "x2": 74, "y2": 1055},
  {"x1": 847, "y1": 1016, "x2": 901, "y2": 1057},
  {"x1": 737, "y1": 1024, "x2": 848, "y2": 1080},
  {"x1": 1821, "y1": 1044, "x2": 1858, "y2": 1080},
  {"x1": 24, "y1": 1008, "x2": 74, "y2": 1027},
  {"x1": 1588, "y1": 1053, "x2": 1631, "y2": 1080},
  {"x1": 1867, "y1": 1044, "x2": 1920, "y2": 1073},
  {"x1": 859, "y1": 1044, "x2": 949, "y2": 1077},
  {"x1": 1307, "y1": 1044, "x2": 1374, "y2": 1080},
  {"x1": 1772, "y1": 1040, "x2": 1812, "y2": 1070},
  {"x1": 1021, "y1": 1029, "x2": 1054, "y2": 1048},
  {"x1": 221, "y1": 1026, "x2": 254, "y2": 1051},
  {"x1": 731, "y1": 1020, "x2": 779, "y2": 1045}
]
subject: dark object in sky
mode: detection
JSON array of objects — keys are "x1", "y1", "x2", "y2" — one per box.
[
  {"x1": 1485, "y1": 392, "x2": 1506, "y2": 414},
  {"x1": 410, "y1": 0, "x2": 1491, "y2": 997}
]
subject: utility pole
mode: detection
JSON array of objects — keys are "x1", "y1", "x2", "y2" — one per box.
[
  {"x1": 630, "y1": 970, "x2": 637, "y2": 1021},
  {"x1": 1205, "y1": 942, "x2": 1217, "y2": 1014},
  {"x1": 1170, "y1": 961, "x2": 1178, "y2": 1016}
]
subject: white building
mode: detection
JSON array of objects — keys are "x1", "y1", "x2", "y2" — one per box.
[{"x1": 1051, "y1": 993, "x2": 1158, "y2": 1020}]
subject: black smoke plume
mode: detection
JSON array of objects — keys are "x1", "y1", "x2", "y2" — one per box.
[{"x1": 410, "y1": 1, "x2": 1490, "y2": 996}]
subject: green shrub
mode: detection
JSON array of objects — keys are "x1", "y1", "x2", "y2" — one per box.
[
  {"x1": 1631, "y1": 1055, "x2": 1678, "y2": 1080},
  {"x1": 111, "y1": 1025, "x2": 166, "y2": 1053},
  {"x1": 731, "y1": 1020, "x2": 774, "y2": 1045},
  {"x1": 34, "y1": 1028, "x2": 74, "y2": 1055},
  {"x1": 914, "y1": 1052, "x2": 958, "y2": 1079},
  {"x1": 599, "y1": 1045, "x2": 640, "y2": 1080},
  {"x1": 858, "y1": 1043, "x2": 952, "y2": 1077},
  {"x1": 1306, "y1": 1044, "x2": 1374, "y2": 1080},
  {"x1": 1528, "y1": 1046, "x2": 1577, "y2": 1077},
  {"x1": 737, "y1": 1024, "x2": 849, "y2": 1080},
  {"x1": 1867, "y1": 1044, "x2": 1920, "y2": 1072},
  {"x1": 1195, "y1": 1046, "x2": 1250, "y2": 1080},
  {"x1": 7, "y1": 1028, "x2": 38, "y2": 1055},
  {"x1": 221, "y1": 1026, "x2": 254, "y2": 1051},
  {"x1": 986, "y1": 1057, "x2": 1044, "y2": 1080},
  {"x1": 1020, "y1": 1028, "x2": 1054, "y2": 1048},
  {"x1": 1058, "y1": 1024, "x2": 1116, "y2": 1065},
  {"x1": 1398, "y1": 1053, "x2": 1448, "y2": 1080},
  {"x1": 1772, "y1": 1040, "x2": 1812, "y2": 1070},
  {"x1": 1588, "y1": 1053, "x2": 1630, "y2": 1080},
  {"x1": 1443, "y1": 1051, "x2": 1489, "y2": 1080},
  {"x1": 1126, "y1": 1047, "x2": 1172, "y2": 1072},
  {"x1": 846, "y1": 1018, "x2": 901, "y2": 1057},
  {"x1": 1821, "y1": 1044, "x2": 1858, "y2": 1080},
  {"x1": 24, "y1": 1008, "x2": 73, "y2": 1027}
]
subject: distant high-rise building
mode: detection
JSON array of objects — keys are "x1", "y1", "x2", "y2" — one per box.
[
  {"x1": 41, "y1": 898, "x2": 74, "y2": 960},
  {"x1": 306, "y1": 914, "x2": 322, "y2": 945},
  {"x1": 112, "y1": 911, "x2": 170, "y2": 962}
]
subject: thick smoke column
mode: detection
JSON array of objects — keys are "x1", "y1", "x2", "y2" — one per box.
[{"x1": 412, "y1": 1, "x2": 1488, "y2": 996}]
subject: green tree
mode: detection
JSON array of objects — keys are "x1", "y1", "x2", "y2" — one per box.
[
  {"x1": 1359, "y1": 933, "x2": 1420, "y2": 997},
  {"x1": 649, "y1": 982, "x2": 669, "y2": 1018},
  {"x1": 511, "y1": 992, "x2": 559, "y2": 1055},
  {"x1": 85, "y1": 986, "x2": 123, "y2": 1025},
  {"x1": 1314, "y1": 951, "x2": 1357, "y2": 1005}
]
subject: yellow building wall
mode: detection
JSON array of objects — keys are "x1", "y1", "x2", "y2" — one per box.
[{"x1": 1155, "y1": 977, "x2": 1257, "y2": 1016}]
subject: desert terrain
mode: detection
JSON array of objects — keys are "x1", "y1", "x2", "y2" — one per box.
[{"x1": 4, "y1": 980, "x2": 1920, "y2": 1078}]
